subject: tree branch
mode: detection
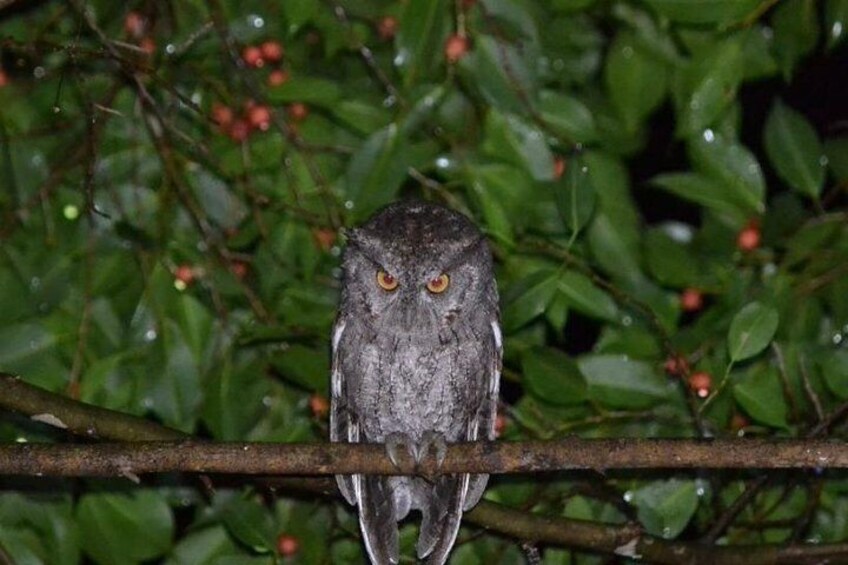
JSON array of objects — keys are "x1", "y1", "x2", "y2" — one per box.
[
  {"x1": 2, "y1": 437, "x2": 848, "y2": 477},
  {"x1": 5, "y1": 371, "x2": 848, "y2": 564}
]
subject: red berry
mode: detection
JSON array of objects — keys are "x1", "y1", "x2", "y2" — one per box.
[
  {"x1": 260, "y1": 40, "x2": 284, "y2": 63},
  {"x1": 730, "y1": 413, "x2": 749, "y2": 432},
  {"x1": 312, "y1": 228, "x2": 336, "y2": 251},
  {"x1": 268, "y1": 69, "x2": 290, "y2": 87},
  {"x1": 124, "y1": 11, "x2": 146, "y2": 38},
  {"x1": 175, "y1": 264, "x2": 195, "y2": 285},
  {"x1": 287, "y1": 103, "x2": 309, "y2": 122},
  {"x1": 376, "y1": 16, "x2": 398, "y2": 41},
  {"x1": 212, "y1": 103, "x2": 234, "y2": 127},
  {"x1": 689, "y1": 371, "x2": 712, "y2": 398},
  {"x1": 309, "y1": 394, "x2": 330, "y2": 419},
  {"x1": 680, "y1": 288, "x2": 704, "y2": 313},
  {"x1": 663, "y1": 355, "x2": 689, "y2": 377},
  {"x1": 242, "y1": 45, "x2": 264, "y2": 68},
  {"x1": 139, "y1": 37, "x2": 156, "y2": 55},
  {"x1": 553, "y1": 156, "x2": 566, "y2": 180},
  {"x1": 444, "y1": 34, "x2": 469, "y2": 63},
  {"x1": 736, "y1": 223, "x2": 761, "y2": 252},
  {"x1": 494, "y1": 414, "x2": 508, "y2": 438},
  {"x1": 231, "y1": 260, "x2": 248, "y2": 279},
  {"x1": 247, "y1": 105, "x2": 272, "y2": 131},
  {"x1": 0, "y1": 70, "x2": 8, "y2": 87},
  {"x1": 227, "y1": 119, "x2": 251, "y2": 142},
  {"x1": 276, "y1": 533, "x2": 300, "y2": 557}
]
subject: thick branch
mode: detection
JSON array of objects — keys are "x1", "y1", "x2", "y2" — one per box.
[{"x1": 2, "y1": 437, "x2": 847, "y2": 477}]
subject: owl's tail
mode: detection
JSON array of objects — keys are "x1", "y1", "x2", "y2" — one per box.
[
  {"x1": 417, "y1": 474, "x2": 470, "y2": 565},
  {"x1": 357, "y1": 475, "x2": 399, "y2": 564}
]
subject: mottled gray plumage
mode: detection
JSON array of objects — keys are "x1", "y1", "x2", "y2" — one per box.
[{"x1": 330, "y1": 201, "x2": 502, "y2": 565}]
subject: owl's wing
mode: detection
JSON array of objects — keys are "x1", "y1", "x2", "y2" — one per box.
[
  {"x1": 329, "y1": 318, "x2": 357, "y2": 505},
  {"x1": 464, "y1": 318, "x2": 503, "y2": 510}
]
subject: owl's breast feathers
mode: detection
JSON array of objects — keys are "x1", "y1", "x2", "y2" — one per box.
[{"x1": 340, "y1": 319, "x2": 491, "y2": 443}]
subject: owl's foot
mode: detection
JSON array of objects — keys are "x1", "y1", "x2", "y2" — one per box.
[
  {"x1": 385, "y1": 432, "x2": 417, "y2": 470},
  {"x1": 417, "y1": 431, "x2": 447, "y2": 468}
]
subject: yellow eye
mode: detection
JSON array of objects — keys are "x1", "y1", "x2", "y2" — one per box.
[
  {"x1": 426, "y1": 274, "x2": 450, "y2": 294},
  {"x1": 376, "y1": 270, "x2": 399, "y2": 291}
]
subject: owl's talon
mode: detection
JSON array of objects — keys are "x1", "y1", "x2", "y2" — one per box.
[
  {"x1": 418, "y1": 432, "x2": 448, "y2": 468},
  {"x1": 385, "y1": 432, "x2": 416, "y2": 469}
]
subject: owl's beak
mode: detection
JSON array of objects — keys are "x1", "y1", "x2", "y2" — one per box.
[{"x1": 399, "y1": 293, "x2": 423, "y2": 332}]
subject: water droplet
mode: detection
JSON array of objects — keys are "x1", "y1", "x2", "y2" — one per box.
[
  {"x1": 166, "y1": 43, "x2": 176, "y2": 54},
  {"x1": 833, "y1": 333, "x2": 843, "y2": 345},
  {"x1": 662, "y1": 527, "x2": 672, "y2": 538},
  {"x1": 621, "y1": 46, "x2": 633, "y2": 58},
  {"x1": 142, "y1": 397, "x2": 154, "y2": 408},
  {"x1": 436, "y1": 157, "x2": 450, "y2": 169},
  {"x1": 393, "y1": 52, "x2": 407, "y2": 67},
  {"x1": 819, "y1": 155, "x2": 829, "y2": 167},
  {"x1": 250, "y1": 15, "x2": 264, "y2": 28},
  {"x1": 344, "y1": 200, "x2": 354, "y2": 210},
  {"x1": 262, "y1": 395, "x2": 273, "y2": 407},
  {"x1": 191, "y1": 92, "x2": 202, "y2": 105},
  {"x1": 30, "y1": 277, "x2": 41, "y2": 291},
  {"x1": 832, "y1": 22, "x2": 843, "y2": 39},
  {"x1": 382, "y1": 95, "x2": 396, "y2": 108},
  {"x1": 702, "y1": 128, "x2": 715, "y2": 143},
  {"x1": 580, "y1": 166, "x2": 588, "y2": 174},
  {"x1": 621, "y1": 315, "x2": 632, "y2": 326},
  {"x1": 762, "y1": 263, "x2": 777, "y2": 277},
  {"x1": 174, "y1": 279, "x2": 187, "y2": 292},
  {"x1": 33, "y1": 66, "x2": 45, "y2": 79},
  {"x1": 689, "y1": 100, "x2": 700, "y2": 111},
  {"x1": 28, "y1": 340, "x2": 38, "y2": 350},
  {"x1": 622, "y1": 491, "x2": 633, "y2": 502},
  {"x1": 145, "y1": 329, "x2": 158, "y2": 341},
  {"x1": 63, "y1": 204, "x2": 80, "y2": 220},
  {"x1": 696, "y1": 486, "x2": 705, "y2": 496},
  {"x1": 52, "y1": 106, "x2": 61, "y2": 114},
  {"x1": 15, "y1": 436, "x2": 28, "y2": 443}
]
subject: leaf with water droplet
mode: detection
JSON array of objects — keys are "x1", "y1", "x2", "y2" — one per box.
[
  {"x1": 604, "y1": 31, "x2": 668, "y2": 132},
  {"x1": 554, "y1": 155, "x2": 596, "y2": 236},
  {"x1": 630, "y1": 479, "x2": 698, "y2": 539},
  {"x1": 733, "y1": 367, "x2": 788, "y2": 428},
  {"x1": 687, "y1": 128, "x2": 765, "y2": 216}
]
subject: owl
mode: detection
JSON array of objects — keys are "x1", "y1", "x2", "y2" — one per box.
[{"x1": 330, "y1": 201, "x2": 502, "y2": 565}]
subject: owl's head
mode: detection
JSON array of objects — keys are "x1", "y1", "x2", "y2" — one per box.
[{"x1": 340, "y1": 201, "x2": 495, "y2": 333}]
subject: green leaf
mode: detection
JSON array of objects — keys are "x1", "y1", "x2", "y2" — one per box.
[
  {"x1": 727, "y1": 302, "x2": 779, "y2": 362},
  {"x1": 557, "y1": 271, "x2": 618, "y2": 322},
  {"x1": 687, "y1": 129, "x2": 765, "y2": 215},
  {"x1": 460, "y1": 35, "x2": 535, "y2": 114},
  {"x1": 673, "y1": 37, "x2": 744, "y2": 136},
  {"x1": 643, "y1": 228, "x2": 698, "y2": 288},
  {"x1": 579, "y1": 355, "x2": 668, "y2": 409},
  {"x1": 630, "y1": 479, "x2": 699, "y2": 538},
  {"x1": 219, "y1": 496, "x2": 275, "y2": 553},
  {"x1": 265, "y1": 77, "x2": 341, "y2": 106},
  {"x1": 824, "y1": 136, "x2": 848, "y2": 181},
  {"x1": 733, "y1": 368, "x2": 788, "y2": 428},
  {"x1": 554, "y1": 155, "x2": 596, "y2": 236},
  {"x1": 650, "y1": 172, "x2": 747, "y2": 224},
  {"x1": 165, "y1": 526, "x2": 237, "y2": 565},
  {"x1": 522, "y1": 347, "x2": 587, "y2": 406},
  {"x1": 763, "y1": 101, "x2": 826, "y2": 199},
  {"x1": 77, "y1": 492, "x2": 173, "y2": 565},
  {"x1": 269, "y1": 344, "x2": 329, "y2": 394},
  {"x1": 538, "y1": 90, "x2": 598, "y2": 143},
  {"x1": 345, "y1": 123, "x2": 410, "y2": 221},
  {"x1": 643, "y1": 0, "x2": 760, "y2": 25},
  {"x1": 482, "y1": 110, "x2": 554, "y2": 181},
  {"x1": 466, "y1": 163, "x2": 529, "y2": 246},
  {"x1": 821, "y1": 349, "x2": 848, "y2": 400},
  {"x1": 396, "y1": 0, "x2": 450, "y2": 87},
  {"x1": 771, "y1": 0, "x2": 820, "y2": 77},
  {"x1": 502, "y1": 269, "x2": 560, "y2": 331},
  {"x1": 604, "y1": 31, "x2": 668, "y2": 132}
]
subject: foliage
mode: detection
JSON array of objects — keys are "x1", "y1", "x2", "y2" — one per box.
[{"x1": 0, "y1": 0, "x2": 846, "y2": 563}]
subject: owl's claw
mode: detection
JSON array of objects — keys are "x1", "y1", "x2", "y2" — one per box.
[
  {"x1": 385, "y1": 432, "x2": 416, "y2": 469},
  {"x1": 417, "y1": 432, "x2": 448, "y2": 468}
]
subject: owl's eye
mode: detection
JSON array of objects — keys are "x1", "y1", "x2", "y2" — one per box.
[
  {"x1": 376, "y1": 270, "x2": 399, "y2": 291},
  {"x1": 426, "y1": 274, "x2": 450, "y2": 294}
]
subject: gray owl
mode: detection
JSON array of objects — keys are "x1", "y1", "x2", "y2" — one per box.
[{"x1": 330, "y1": 201, "x2": 502, "y2": 564}]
